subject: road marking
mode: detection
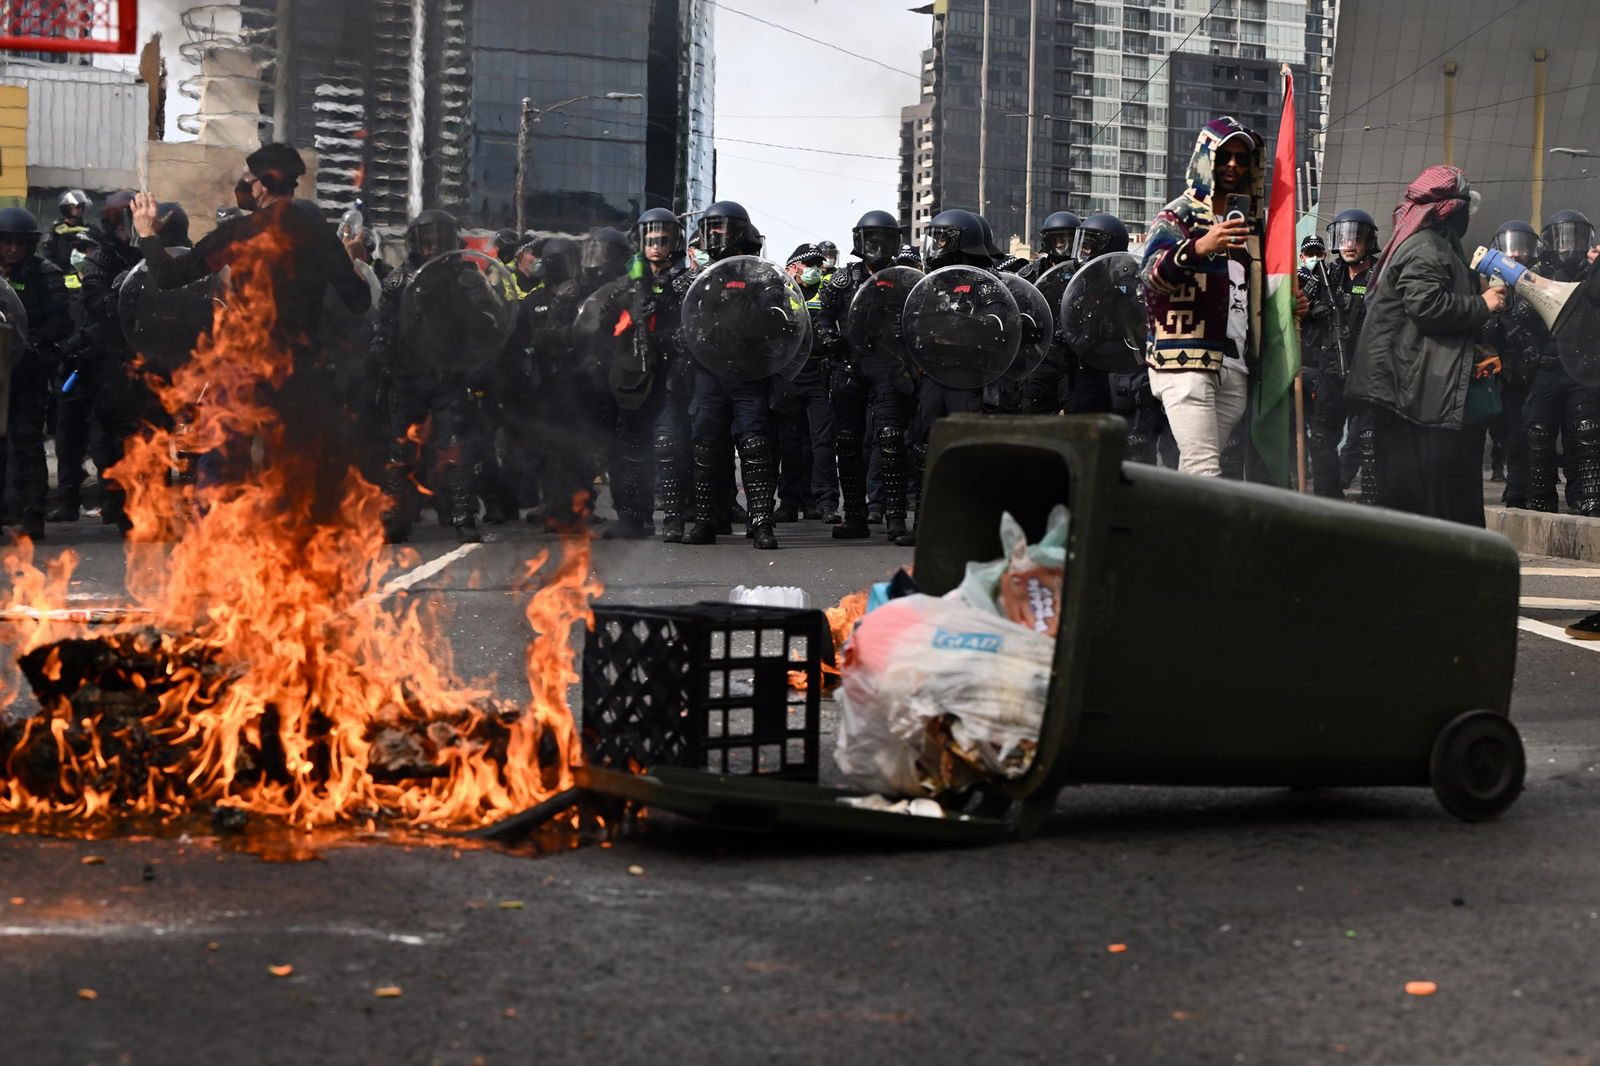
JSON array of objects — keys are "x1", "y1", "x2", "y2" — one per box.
[
  {"x1": 0, "y1": 921, "x2": 442, "y2": 944},
  {"x1": 1518, "y1": 616, "x2": 1600, "y2": 652},
  {"x1": 1521, "y1": 566, "x2": 1600, "y2": 578},
  {"x1": 1520, "y1": 596, "x2": 1600, "y2": 611},
  {"x1": 360, "y1": 542, "x2": 482, "y2": 607}
]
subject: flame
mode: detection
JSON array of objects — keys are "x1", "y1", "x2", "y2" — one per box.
[
  {"x1": 0, "y1": 228, "x2": 601, "y2": 836},
  {"x1": 787, "y1": 589, "x2": 869, "y2": 693}
]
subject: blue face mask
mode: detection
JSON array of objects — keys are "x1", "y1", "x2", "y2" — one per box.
[
  {"x1": 800, "y1": 266, "x2": 822, "y2": 286},
  {"x1": 70, "y1": 248, "x2": 87, "y2": 272}
]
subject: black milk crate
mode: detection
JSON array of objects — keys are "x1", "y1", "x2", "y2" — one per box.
[{"x1": 581, "y1": 602, "x2": 829, "y2": 781}]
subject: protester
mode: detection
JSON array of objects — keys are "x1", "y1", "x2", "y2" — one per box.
[{"x1": 1345, "y1": 165, "x2": 1506, "y2": 525}]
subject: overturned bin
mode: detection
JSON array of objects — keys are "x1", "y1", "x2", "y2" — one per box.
[{"x1": 578, "y1": 413, "x2": 1523, "y2": 840}]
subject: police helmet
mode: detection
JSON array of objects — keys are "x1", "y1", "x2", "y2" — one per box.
[
  {"x1": 58, "y1": 189, "x2": 90, "y2": 219},
  {"x1": 405, "y1": 209, "x2": 460, "y2": 261},
  {"x1": 697, "y1": 200, "x2": 751, "y2": 258},
  {"x1": 156, "y1": 202, "x2": 191, "y2": 249},
  {"x1": 1492, "y1": 219, "x2": 1541, "y2": 265},
  {"x1": 100, "y1": 191, "x2": 136, "y2": 244},
  {"x1": 851, "y1": 209, "x2": 900, "y2": 266},
  {"x1": 539, "y1": 236, "x2": 581, "y2": 285},
  {"x1": 0, "y1": 207, "x2": 42, "y2": 256},
  {"x1": 921, "y1": 209, "x2": 988, "y2": 270},
  {"x1": 1541, "y1": 209, "x2": 1594, "y2": 272},
  {"x1": 582, "y1": 226, "x2": 634, "y2": 284},
  {"x1": 816, "y1": 239, "x2": 840, "y2": 268},
  {"x1": 493, "y1": 228, "x2": 520, "y2": 262},
  {"x1": 974, "y1": 213, "x2": 1004, "y2": 261},
  {"x1": 633, "y1": 207, "x2": 685, "y2": 256},
  {"x1": 1327, "y1": 208, "x2": 1378, "y2": 261},
  {"x1": 1039, "y1": 210, "x2": 1081, "y2": 258},
  {"x1": 1072, "y1": 213, "x2": 1130, "y2": 261}
]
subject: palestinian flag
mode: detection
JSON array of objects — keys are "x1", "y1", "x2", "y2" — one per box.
[{"x1": 1253, "y1": 64, "x2": 1300, "y2": 488}]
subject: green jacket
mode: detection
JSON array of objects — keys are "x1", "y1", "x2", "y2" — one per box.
[{"x1": 1347, "y1": 226, "x2": 1490, "y2": 430}]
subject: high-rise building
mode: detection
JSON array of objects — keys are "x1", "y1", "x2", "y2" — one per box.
[
  {"x1": 268, "y1": 0, "x2": 714, "y2": 232},
  {"x1": 900, "y1": 0, "x2": 1337, "y2": 249}
]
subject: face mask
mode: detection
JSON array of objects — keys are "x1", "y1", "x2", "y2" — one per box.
[
  {"x1": 800, "y1": 266, "x2": 821, "y2": 286},
  {"x1": 70, "y1": 248, "x2": 87, "y2": 272},
  {"x1": 690, "y1": 249, "x2": 711, "y2": 270}
]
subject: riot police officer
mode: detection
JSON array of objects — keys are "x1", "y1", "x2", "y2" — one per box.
[
  {"x1": 603, "y1": 208, "x2": 694, "y2": 541},
  {"x1": 1525, "y1": 209, "x2": 1599, "y2": 514},
  {"x1": 817, "y1": 209, "x2": 911, "y2": 539},
  {"x1": 0, "y1": 208, "x2": 71, "y2": 540},
  {"x1": 1056, "y1": 212, "x2": 1131, "y2": 416},
  {"x1": 373, "y1": 209, "x2": 484, "y2": 543},
  {"x1": 1016, "y1": 211, "x2": 1079, "y2": 285},
  {"x1": 41, "y1": 190, "x2": 91, "y2": 273},
  {"x1": 510, "y1": 236, "x2": 590, "y2": 528},
  {"x1": 1301, "y1": 207, "x2": 1378, "y2": 497},
  {"x1": 680, "y1": 200, "x2": 784, "y2": 549},
  {"x1": 774, "y1": 243, "x2": 834, "y2": 523}
]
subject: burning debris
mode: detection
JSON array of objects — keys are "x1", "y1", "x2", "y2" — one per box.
[{"x1": 0, "y1": 229, "x2": 601, "y2": 841}]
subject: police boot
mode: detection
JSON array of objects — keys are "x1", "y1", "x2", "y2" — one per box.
[
  {"x1": 739, "y1": 433, "x2": 779, "y2": 550},
  {"x1": 442, "y1": 440, "x2": 483, "y2": 543},
  {"x1": 655, "y1": 432, "x2": 688, "y2": 544},
  {"x1": 894, "y1": 443, "x2": 927, "y2": 547},
  {"x1": 47, "y1": 491, "x2": 80, "y2": 522},
  {"x1": 831, "y1": 428, "x2": 871, "y2": 539},
  {"x1": 877, "y1": 424, "x2": 910, "y2": 540},
  {"x1": 1571, "y1": 418, "x2": 1600, "y2": 516},
  {"x1": 382, "y1": 519, "x2": 412, "y2": 545},
  {"x1": 1503, "y1": 426, "x2": 1530, "y2": 508},
  {"x1": 1525, "y1": 422, "x2": 1560, "y2": 513},
  {"x1": 684, "y1": 438, "x2": 720, "y2": 545},
  {"x1": 1356, "y1": 426, "x2": 1378, "y2": 504}
]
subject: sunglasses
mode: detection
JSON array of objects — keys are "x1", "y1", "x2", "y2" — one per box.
[{"x1": 1215, "y1": 150, "x2": 1251, "y2": 166}]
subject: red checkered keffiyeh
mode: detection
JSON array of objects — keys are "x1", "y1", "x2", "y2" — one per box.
[{"x1": 1375, "y1": 164, "x2": 1473, "y2": 281}]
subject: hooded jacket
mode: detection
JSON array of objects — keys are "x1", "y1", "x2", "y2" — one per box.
[{"x1": 1141, "y1": 117, "x2": 1266, "y2": 372}]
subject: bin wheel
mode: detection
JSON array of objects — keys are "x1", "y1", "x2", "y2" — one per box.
[{"x1": 1428, "y1": 711, "x2": 1525, "y2": 822}]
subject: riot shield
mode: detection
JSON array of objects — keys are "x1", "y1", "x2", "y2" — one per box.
[
  {"x1": 844, "y1": 264, "x2": 922, "y2": 377},
  {"x1": 1032, "y1": 261, "x2": 1077, "y2": 328},
  {"x1": 573, "y1": 277, "x2": 633, "y2": 374},
  {"x1": 1059, "y1": 251, "x2": 1146, "y2": 373},
  {"x1": 997, "y1": 272, "x2": 1053, "y2": 380},
  {"x1": 398, "y1": 249, "x2": 518, "y2": 373},
  {"x1": 0, "y1": 275, "x2": 27, "y2": 348},
  {"x1": 117, "y1": 255, "x2": 221, "y2": 368},
  {"x1": 679, "y1": 255, "x2": 811, "y2": 381},
  {"x1": 1555, "y1": 269, "x2": 1600, "y2": 386},
  {"x1": 901, "y1": 265, "x2": 1020, "y2": 389}
]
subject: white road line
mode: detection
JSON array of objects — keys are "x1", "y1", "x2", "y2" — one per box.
[
  {"x1": 359, "y1": 542, "x2": 483, "y2": 608},
  {"x1": 0, "y1": 921, "x2": 441, "y2": 944},
  {"x1": 1520, "y1": 596, "x2": 1600, "y2": 611},
  {"x1": 1521, "y1": 566, "x2": 1600, "y2": 578},
  {"x1": 1518, "y1": 616, "x2": 1600, "y2": 652}
]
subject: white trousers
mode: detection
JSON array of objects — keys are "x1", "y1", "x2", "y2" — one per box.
[{"x1": 1150, "y1": 367, "x2": 1249, "y2": 477}]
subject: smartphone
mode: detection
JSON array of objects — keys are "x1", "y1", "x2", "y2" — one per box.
[{"x1": 1224, "y1": 194, "x2": 1251, "y2": 223}]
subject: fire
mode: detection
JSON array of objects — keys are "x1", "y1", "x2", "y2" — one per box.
[
  {"x1": 0, "y1": 229, "x2": 600, "y2": 837},
  {"x1": 787, "y1": 588, "x2": 870, "y2": 692}
]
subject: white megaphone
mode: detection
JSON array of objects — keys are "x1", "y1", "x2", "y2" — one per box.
[{"x1": 1471, "y1": 245, "x2": 1584, "y2": 333}]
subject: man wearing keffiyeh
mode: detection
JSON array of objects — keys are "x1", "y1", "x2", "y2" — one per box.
[{"x1": 1346, "y1": 165, "x2": 1509, "y2": 525}]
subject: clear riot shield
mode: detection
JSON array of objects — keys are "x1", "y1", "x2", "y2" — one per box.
[
  {"x1": 1032, "y1": 261, "x2": 1077, "y2": 328},
  {"x1": 1555, "y1": 269, "x2": 1600, "y2": 386},
  {"x1": 679, "y1": 255, "x2": 811, "y2": 381},
  {"x1": 1059, "y1": 250, "x2": 1147, "y2": 373},
  {"x1": 117, "y1": 255, "x2": 221, "y2": 368},
  {"x1": 0, "y1": 278, "x2": 21, "y2": 436},
  {"x1": 573, "y1": 277, "x2": 634, "y2": 375},
  {"x1": 844, "y1": 264, "x2": 922, "y2": 376},
  {"x1": 398, "y1": 249, "x2": 518, "y2": 373},
  {"x1": 902, "y1": 265, "x2": 1020, "y2": 389},
  {"x1": 997, "y1": 272, "x2": 1053, "y2": 380}
]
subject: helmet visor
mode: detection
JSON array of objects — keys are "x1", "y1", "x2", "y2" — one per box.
[
  {"x1": 638, "y1": 219, "x2": 682, "y2": 253},
  {"x1": 922, "y1": 226, "x2": 961, "y2": 264},
  {"x1": 1544, "y1": 219, "x2": 1594, "y2": 261},
  {"x1": 1071, "y1": 227, "x2": 1112, "y2": 261},
  {"x1": 408, "y1": 220, "x2": 459, "y2": 259},
  {"x1": 1493, "y1": 229, "x2": 1540, "y2": 263},
  {"x1": 858, "y1": 228, "x2": 897, "y2": 264},
  {"x1": 1329, "y1": 220, "x2": 1372, "y2": 259},
  {"x1": 1042, "y1": 228, "x2": 1077, "y2": 257},
  {"x1": 700, "y1": 215, "x2": 744, "y2": 254}
]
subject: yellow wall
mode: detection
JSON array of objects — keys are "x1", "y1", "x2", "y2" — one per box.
[{"x1": 0, "y1": 85, "x2": 26, "y2": 206}]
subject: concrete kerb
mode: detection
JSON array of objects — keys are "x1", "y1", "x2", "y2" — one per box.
[{"x1": 1486, "y1": 505, "x2": 1600, "y2": 564}]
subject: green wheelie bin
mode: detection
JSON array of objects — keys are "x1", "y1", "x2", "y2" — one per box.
[{"x1": 577, "y1": 413, "x2": 1523, "y2": 839}]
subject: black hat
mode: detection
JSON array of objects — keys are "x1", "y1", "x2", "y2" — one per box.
[
  {"x1": 786, "y1": 243, "x2": 824, "y2": 268},
  {"x1": 1301, "y1": 234, "x2": 1325, "y2": 252},
  {"x1": 245, "y1": 142, "x2": 307, "y2": 195}
]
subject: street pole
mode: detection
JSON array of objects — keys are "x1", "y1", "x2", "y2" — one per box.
[{"x1": 515, "y1": 97, "x2": 532, "y2": 235}]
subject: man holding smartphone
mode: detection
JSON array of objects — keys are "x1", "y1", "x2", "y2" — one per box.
[{"x1": 1142, "y1": 116, "x2": 1304, "y2": 477}]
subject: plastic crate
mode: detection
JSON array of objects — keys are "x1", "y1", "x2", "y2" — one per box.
[{"x1": 581, "y1": 603, "x2": 828, "y2": 781}]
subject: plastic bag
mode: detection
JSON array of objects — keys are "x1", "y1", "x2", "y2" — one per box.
[
  {"x1": 955, "y1": 504, "x2": 1069, "y2": 636},
  {"x1": 834, "y1": 593, "x2": 1054, "y2": 797}
]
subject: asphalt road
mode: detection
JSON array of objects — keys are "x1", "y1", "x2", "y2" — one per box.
[{"x1": 4, "y1": 510, "x2": 1600, "y2": 1066}]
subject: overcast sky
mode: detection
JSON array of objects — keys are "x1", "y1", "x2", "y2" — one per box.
[{"x1": 712, "y1": 0, "x2": 930, "y2": 263}]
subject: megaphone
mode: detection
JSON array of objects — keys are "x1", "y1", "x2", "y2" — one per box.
[
  {"x1": 1471, "y1": 246, "x2": 1582, "y2": 331},
  {"x1": 1472, "y1": 245, "x2": 1600, "y2": 386}
]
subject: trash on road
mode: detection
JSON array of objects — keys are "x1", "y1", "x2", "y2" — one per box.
[
  {"x1": 833, "y1": 509, "x2": 1061, "y2": 797},
  {"x1": 374, "y1": 986, "x2": 404, "y2": 998},
  {"x1": 1405, "y1": 981, "x2": 1438, "y2": 996},
  {"x1": 729, "y1": 585, "x2": 811, "y2": 609},
  {"x1": 268, "y1": 964, "x2": 294, "y2": 977}
]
